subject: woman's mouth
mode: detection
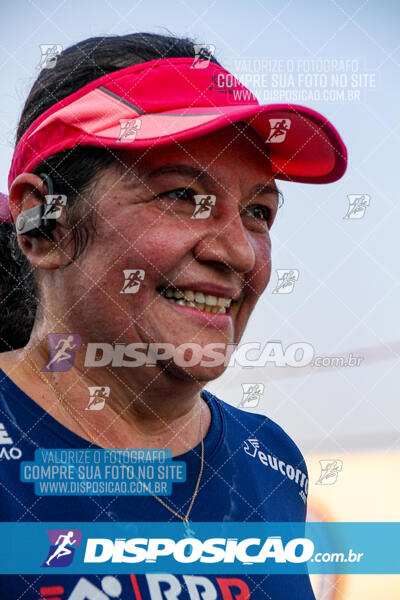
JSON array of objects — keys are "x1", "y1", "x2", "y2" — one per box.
[{"x1": 158, "y1": 287, "x2": 232, "y2": 315}]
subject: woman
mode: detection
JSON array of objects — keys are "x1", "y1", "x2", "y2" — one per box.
[{"x1": 0, "y1": 33, "x2": 346, "y2": 599}]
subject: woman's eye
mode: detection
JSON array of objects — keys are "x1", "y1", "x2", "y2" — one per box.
[
  {"x1": 158, "y1": 188, "x2": 196, "y2": 202},
  {"x1": 244, "y1": 205, "x2": 271, "y2": 222}
]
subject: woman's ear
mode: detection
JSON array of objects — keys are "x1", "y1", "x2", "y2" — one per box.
[{"x1": 8, "y1": 173, "x2": 65, "y2": 270}]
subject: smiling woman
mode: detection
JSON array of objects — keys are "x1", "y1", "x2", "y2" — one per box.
[{"x1": 0, "y1": 31, "x2": 347, "y2": 600}]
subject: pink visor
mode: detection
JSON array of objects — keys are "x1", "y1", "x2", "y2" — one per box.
[{"x1": 2, "y1": 56, "x2": 347, "y2": 223}]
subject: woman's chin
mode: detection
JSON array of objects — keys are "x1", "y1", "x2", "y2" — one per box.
[{"x1": 163, "y1": 360, "x2": 229, "y2": 383}]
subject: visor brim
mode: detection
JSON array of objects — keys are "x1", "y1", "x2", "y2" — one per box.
[{"x1": 88, "y1": 103, "x2": 347, "y2": 184}]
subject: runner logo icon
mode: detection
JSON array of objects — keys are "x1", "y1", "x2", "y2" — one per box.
[
  {"x1": 42, "y1": 529, "x2": 82, "y2": 567},
  {"x1": 191, "y1": 44, "x2": 215, "y2": 69},
  {"x1": 42, "y1": 334, "x2": 82, "y2": 372},
  {"x1": 239, "y1": 383, "x2": 264, "y2": 408},
  {"x1": 344, "y1": 194, "x2": 370, "y2": 219},
  {"x1": 266, "y1": 118, "x2": 291, "y2": 143},
  {"x1": 272, "y1": 269, "x2": 299, "y2": 294},
  {"x1": 120, "y1": 269, "x2": 145, "y2": 294},
  {"x1": 117, "y1": 118, "x2": 142, "y2": 142},
  {"x1": 85, "y1": 386, "x2": 110, "y2": 411},
  {"x1": 315, "y1": 459, "x2": 343, "y2": 485},
  {"x1": 191, "y1": 194, "x2": 216, "y2": 219}
]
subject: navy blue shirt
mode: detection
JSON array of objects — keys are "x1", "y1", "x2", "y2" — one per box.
[{"x1": 0, "y1": 368, "x2": 315, "y2": 599}]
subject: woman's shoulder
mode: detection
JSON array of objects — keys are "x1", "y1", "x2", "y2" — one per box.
[{"x1": 208, "y1": 390, "x2": 307, "y2": 465}]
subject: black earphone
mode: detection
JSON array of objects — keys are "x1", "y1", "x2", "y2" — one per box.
[{"x1": 15, "y1": 173, "x2": 64, "y2": 238}]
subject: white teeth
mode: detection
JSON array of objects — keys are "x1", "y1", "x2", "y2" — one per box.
[
  {"x1": 205, "y1": 294, "x2": 217, "y2": 306},
  {"x1": 218, "y1": 297, "x2": 231, "y2": 307},
  {"x1": 194, "y1": 291, "x2": 205, "y2": 303},
  {"x1": 160, "y1": 287, "x2": 232, "y2": 314}
]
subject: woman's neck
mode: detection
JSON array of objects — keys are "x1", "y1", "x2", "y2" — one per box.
[{"x1": 0, "y1": 346, "x2": 211, "y2": 456}]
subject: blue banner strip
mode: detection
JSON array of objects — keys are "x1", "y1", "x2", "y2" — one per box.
[{"x1": 0, "y1": 522, "x2": 398, "y2": 574}]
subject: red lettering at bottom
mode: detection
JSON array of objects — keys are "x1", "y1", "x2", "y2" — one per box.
[{"x1": 216, "y1": 578, "x2": 250, "y2": 600}]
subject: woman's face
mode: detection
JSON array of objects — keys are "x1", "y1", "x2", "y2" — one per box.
[{"x1": 65, "y1": 124, "x2": 280, "y2": 381}]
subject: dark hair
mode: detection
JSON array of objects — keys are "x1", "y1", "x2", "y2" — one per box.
[{"x1": 0, "y1": 33, "x2": 222, "y2": 352}]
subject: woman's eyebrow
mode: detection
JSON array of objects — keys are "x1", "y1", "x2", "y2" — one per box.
[
  {"x1": 142, "y1": 163, "x2": 214, "y2": 187},
  {"x1": 122, "y1": 163, "x2": 212, "y2": 191},
  {"x1": 128, "y1": 163, "x2": 280, "y2": 200},
  {"x1": 247, "y1": 183, "x2": 281, "y2": 202},
  {"x1": 120, "y1": 164, "x2": 209, "y2": 190}
]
